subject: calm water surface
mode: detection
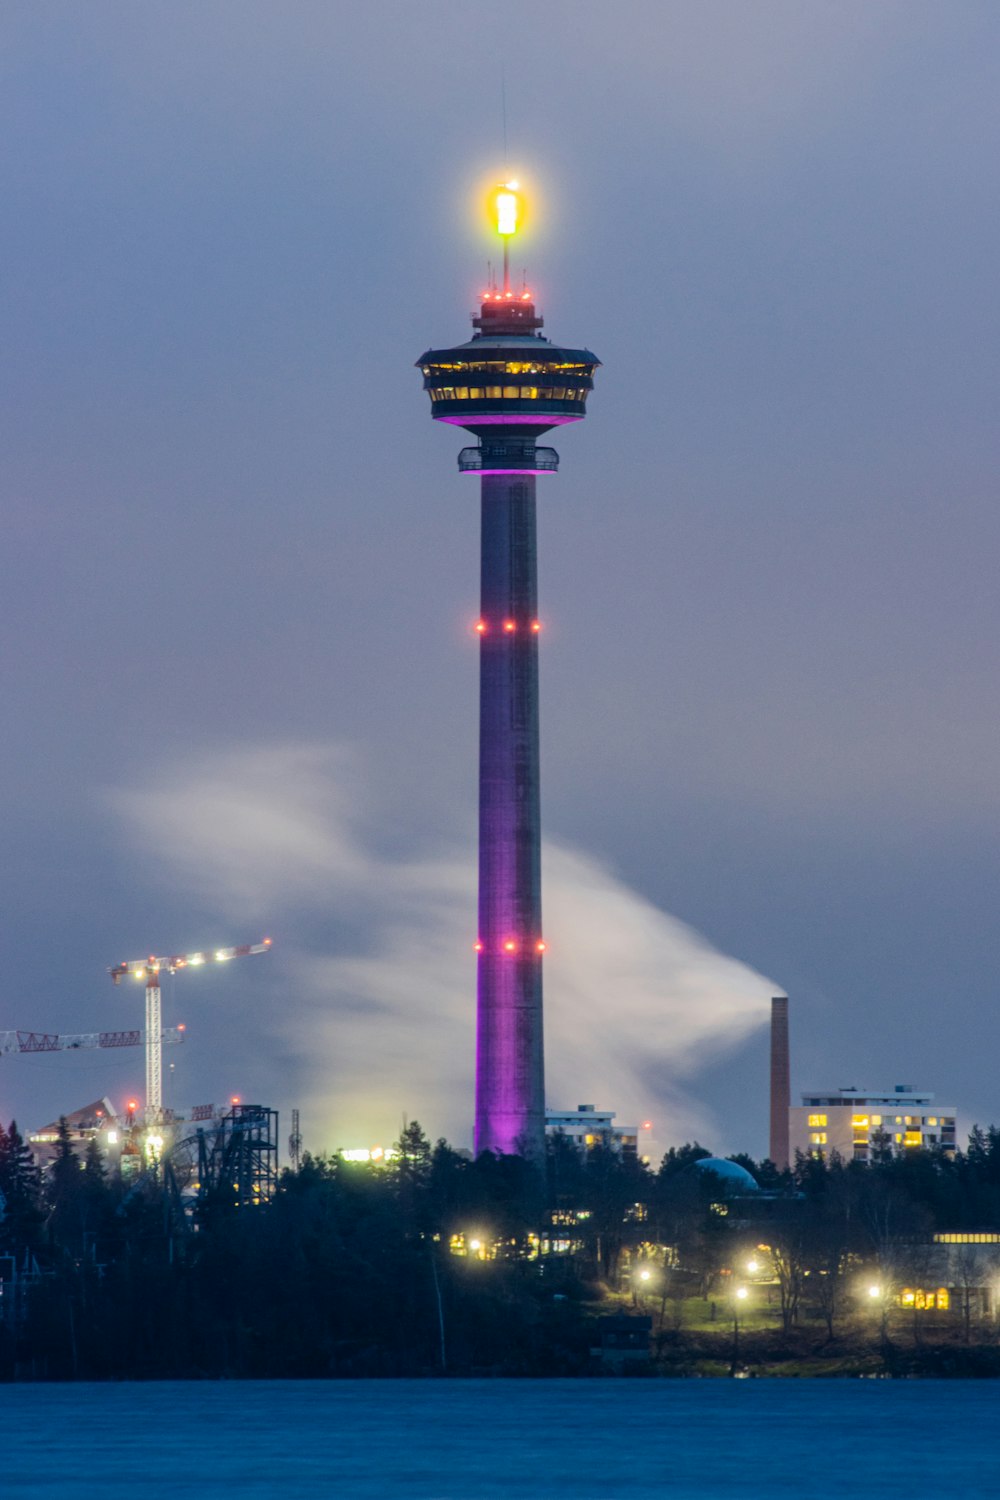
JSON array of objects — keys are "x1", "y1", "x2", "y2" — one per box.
[{"x1": 1, "y1": 1379, "x2": 996, "y2": 1498}]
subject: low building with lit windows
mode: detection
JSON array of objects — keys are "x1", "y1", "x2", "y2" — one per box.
[
  {"x1": 790, "y1": 1085, "x2": 957, "y2": 1163},
  {"x1": 545, "y1": 1105, "x2": 638, "y2": 1158}
]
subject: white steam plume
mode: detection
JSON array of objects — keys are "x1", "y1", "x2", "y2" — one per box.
[{"x1": 109, "y1": 743, "x2": 777, "y2": 1154}]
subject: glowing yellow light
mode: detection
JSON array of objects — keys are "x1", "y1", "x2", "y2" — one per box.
[
  {"x1": 496, "y1": 184, "x2": 519, "y2": 237},
  {"x1": 868, "y1": 1284, "x2": 881, "y2": 1299},
  {"x1": 216, "y1": 950, "x2": 230, "y2": 961},
  {"x1": 747, "y1": 1259, "x2": 760, "y2": 1274},
  {"x1": 639, "y1": 1269, "x2": 652, "y2": 1282},
  {"x1": 735, "y1": 1287, "x2": 749, "y2": 1300},
  {"x1": 469, "y1": 1238, "x2": 482, "y2": 1252}
]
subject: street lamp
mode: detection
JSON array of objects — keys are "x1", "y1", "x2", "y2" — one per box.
[{"x1": 730, "y1": 1286, "x2": 749, "y2": 1375}]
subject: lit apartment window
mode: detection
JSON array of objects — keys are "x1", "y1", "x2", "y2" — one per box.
[
  {"x1": 808, "y1": 1114, "x2": 827, "y2": 1127},
  {"x1": 810, "y1": 1132, "x2": 827, "y2": 1146}
]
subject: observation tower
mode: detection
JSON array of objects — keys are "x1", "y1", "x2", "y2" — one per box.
[{"x1": 416, "y1": 181, "x2": 600, "y2": 1158}]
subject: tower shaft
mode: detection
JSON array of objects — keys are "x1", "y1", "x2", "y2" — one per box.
[
  {"x1": 769, "y1": 995, "x2": 790, "y2": 1169},
  {"x1": 476, "y1": 473, "x2": 544, "y2": 1158}
]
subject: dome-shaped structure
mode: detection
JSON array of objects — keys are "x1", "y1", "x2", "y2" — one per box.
[{"x1": 692, "y1": 1157, "x2": 760, "y2": 1195}]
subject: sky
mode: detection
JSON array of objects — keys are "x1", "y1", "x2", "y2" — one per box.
[{"x1": 0, "y1": 2, "x2": 998, "y2": 1160}]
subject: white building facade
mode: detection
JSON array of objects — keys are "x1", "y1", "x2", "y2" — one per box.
[
  {"x1": 545, "y1": 1105, "x2": 638, "y2": 1158},
  {"x1": 790, "y1": 1085, "x2": 957, "y2": 1164}
]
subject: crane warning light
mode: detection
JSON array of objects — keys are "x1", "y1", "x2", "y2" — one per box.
[
  {"x1": 503, "y1": 620, "x2": 516, "y2": 632},
  {"x1": 474, "y1": 941, "x2": 484, "y2": 952},
  {"x1": 475, "y1": 620, "x2": 487, "y2": 634},
  {"x1": 531, "y1": 621, "x2": 541, "y2": 632},
  {"x1": 231, "y1": 1095, "x2": 241, "y2": 1106},
  {"x1": 503, "y1": 939, "x2": 517, "y2": 953},
  {"x1": 536, "y1": 941, "x2": 547, "y2": 953},
  {"x1": 127, "y1": 1099, "x2": 138, "y2": 1113},
  {"x1": 496, "y1": 183, "x2": 519, "y2": 237}
]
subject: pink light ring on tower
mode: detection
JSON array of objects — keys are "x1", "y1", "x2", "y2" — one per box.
[
  {"x1": 435, "y1": 412, "x2": 584, "y2": 427},
  {"x1": 468, "y1": 466, "x2": 559, "y2": 476}
]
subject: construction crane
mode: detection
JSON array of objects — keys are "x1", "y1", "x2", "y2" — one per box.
[
  {"x1": 0, "y1": 1026, "x2": 184, "y2": 1058},
  {"x1": 109, "y1": 939, "x2": 272, "y2": 1123}
]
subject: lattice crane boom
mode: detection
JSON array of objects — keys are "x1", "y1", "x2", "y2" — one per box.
[
  {"x1": 0, "y1": 1026, "x2": 185, "y2": 1058},
  {"x1": 109, "y1": 940, "x2": 272, "y2": 983}
]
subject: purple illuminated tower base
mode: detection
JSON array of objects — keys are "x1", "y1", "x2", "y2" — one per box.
[
  {"x1": 476, "y1": 471, "x2": 544, "y2": 1156},
  {"x1": 418, "y1": 277, "x2": 600, "y2": 1158}
]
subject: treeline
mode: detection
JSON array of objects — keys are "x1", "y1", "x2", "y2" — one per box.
[{"x1": 3, "y1": 1119, "x2": 1000, "y2": 1378}]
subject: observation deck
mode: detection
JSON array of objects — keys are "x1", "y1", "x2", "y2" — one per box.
[{"x1": 417, "y1": 294, "x2": 600, "y2": 437}]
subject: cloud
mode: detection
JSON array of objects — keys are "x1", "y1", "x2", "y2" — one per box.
[{"x1": 109, "y1": 742, "x2": 778, "y2": 1153}]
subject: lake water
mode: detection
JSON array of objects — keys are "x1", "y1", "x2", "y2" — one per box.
[{"x1": 0, "y1": 1379, "x2": 996, "y2": 1498}]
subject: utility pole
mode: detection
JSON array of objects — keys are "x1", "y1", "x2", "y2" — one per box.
[{"x1": 288, "y1": 1107, "x2": 302, "y2": 1172}]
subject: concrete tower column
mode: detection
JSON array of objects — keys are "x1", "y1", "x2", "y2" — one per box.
[
  {"x1": 476, "y1": 473, "x2": 544, "y2": 1158},
  {"x1": 770, "y1": 995, "x2": 790, "y2": 1169}
]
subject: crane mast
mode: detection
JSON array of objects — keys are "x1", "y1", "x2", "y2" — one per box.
[{"x1": 109, "y1": 939, "x2": 272, "y2": 1123}]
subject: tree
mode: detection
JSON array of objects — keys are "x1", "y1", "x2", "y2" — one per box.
[
  {"x1": 0, "y1": 1120, "x2": 42, "y2": 1257},
  {"x1": 47, "y1": 1118, "x2": 85, "y2": 1255}
]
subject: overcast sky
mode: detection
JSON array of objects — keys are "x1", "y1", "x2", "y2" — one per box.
[{"x1": 1, "y1": 2, "x2": 998, "y2": 1159}]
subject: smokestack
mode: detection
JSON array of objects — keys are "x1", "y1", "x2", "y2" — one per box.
[{"x1": 769, "y1": 995, "x2": 790, "y2": 1169}]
